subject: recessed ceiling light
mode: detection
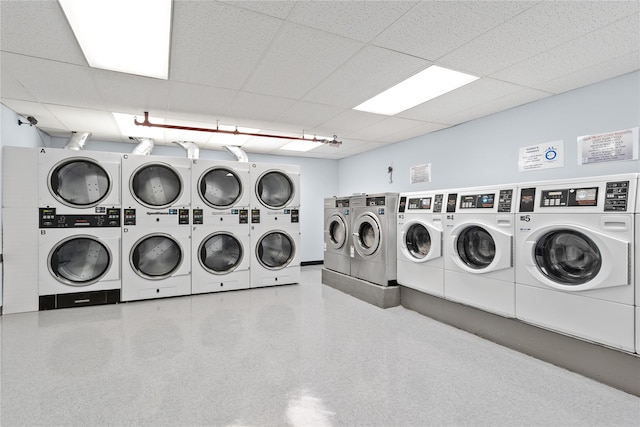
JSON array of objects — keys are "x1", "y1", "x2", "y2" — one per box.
[
  {"x1": 59, "y1": 0, "x2": 172, "y2": 79},
  {"x1": 279, "y1": 140, "x2": 323, "y2": 152},
  {"x1": 353, "y1": 65, "x2": 479, "y2": 116}
]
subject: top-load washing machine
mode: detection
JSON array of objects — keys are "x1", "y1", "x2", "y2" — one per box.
[
  {"x1": 324, "y1": 197, "x2": 351, "y2": 276},
  {"x1": 350, "y1": 193, "x2": 398, "y2": 287},
  {"x1": 397, "y1": 190, "x2": 446, "y2": 296},
  {"x1": 515, "y1": 174, "x2": 637, "y2": 352},
  {"x1": 121, "y1": 154, "x2": 191, "y2": 302},
  {"x1": 191, "y1": 159, "x2": 251, "y2": 294},
  {"x1": 443, "y1": 185, "x2": 517, "y2": 317},
  {"x1": 38, "y1": 148, "x2": 122, "y2": 310}
]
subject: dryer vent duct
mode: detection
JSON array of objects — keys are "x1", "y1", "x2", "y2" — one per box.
[
  {"x1": 131, "y1": 137, "x2": 154, "y2": 155},
  {"x1": 224, "y1": 145, "x2": 249, "y2": 162},
  {"x1": 172, "y1": 140, "x2": 200, "y2": 160},
  {"x1": 64, "y1": 132, "x2": 91, "y2": 150}
]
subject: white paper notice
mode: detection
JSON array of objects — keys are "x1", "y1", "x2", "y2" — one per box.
[
  {"x1": 410, "y1": 163, "x2": 431, "y2": 184},
  {"x1": 578, "y1": 127, "x2": 639, "y2": 165},
  {"x1": 518, "y1": 141, "x2": 564, "y2": 172}
]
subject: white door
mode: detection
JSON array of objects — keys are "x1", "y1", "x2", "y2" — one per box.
[
  {"x1": 449, "y1": 223, "x2": 512, "y2": 273},
  {"x1": 400, "y1": 220, "x2": 442, "y2": 263}
]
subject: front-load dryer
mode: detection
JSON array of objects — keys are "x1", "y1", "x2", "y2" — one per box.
[
  {"x1": 515, "y1": 174, "x2": 637, "y2": 352},
  {"x1": 250, "y1": 222, "x2": 300, "y2": 288},
  {"x1": 122, "y1": 154, "x2": 191, "y2": 227},
  {"x1": 397, "y1": 191, "x2": 446, "y2": 296},
  {"x1": 323, "y1": 197, "x2": 351, "y2": 276},
  {"x1": 250, "y1": 162, "x2": 300, "y2": 226},
  {"x1": 443, "y1": 185, "x2": 517, "y2": 317},
  {"x1": 38, "y1": 208, "x2": 121, "y2": 310},
  {"x1": 350, "y1": 193, "x2": 398, "y2": 287},
  {"x1": 191, "y1": 159, "x2": 251, "y2": 294}
]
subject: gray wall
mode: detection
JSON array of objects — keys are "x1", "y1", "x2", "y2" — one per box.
[{"x1": 337, "y1": 71, "x2": 640, "y2": 195}]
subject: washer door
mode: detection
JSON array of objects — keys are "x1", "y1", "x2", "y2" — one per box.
[
  {"x1": 534, "y1": 230, "x2": 601, "y2": 285},
  {"x1": 49, "y1": 159, "x2": 111, "y2": 207},
  {"x1": 131, "y1": 164, "x2": 183, "y2": 208},
  {"x1": 353, "y1": 213, "x2": 381, "y2": 257},
  {"x1": 199, "y1": 232, "x2": 244, "y2": 274},
  {"x1": 456, "y1": 225, "x2": 495, "y2": 269},
  {"x1": 48, "y1": 236, "x2": 112, "y2": 286},
  {"x1": 401, "y1": 221, "x2": 441, "y2": 263},
  {"x1": 256, "y1": 231, "x2": 295, "y2": 270},
  {"x1": 131, "y1": 234, "x2": 183, "y2": 279},
  {"x1": 198, "y1": 167, "x2": 242, "y2": 209},
  {"x1": 326, "y1": 213, "x2": 348, "y2": 250},
  {"x1": 256, "y1": 171, "x2": 294, "y2": 209}
]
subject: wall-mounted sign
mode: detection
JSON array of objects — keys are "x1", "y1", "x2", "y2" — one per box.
[
  {"x1": 578, "y1": 127, "x2": 639, "y2": 165},
  {"x1": 518, "y1": 141, "x2": 564, "y2": 172},
  {"x1": 410, "y1": 163, "x2": 431, "y2": 184}
]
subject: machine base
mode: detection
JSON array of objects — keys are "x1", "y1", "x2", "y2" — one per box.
[
  {"x1": 39, "y1": 289, "x2": 120, "y2": 310},
  {"x1": 321, "y1": 268, "x2": 400, "y2": 309}
]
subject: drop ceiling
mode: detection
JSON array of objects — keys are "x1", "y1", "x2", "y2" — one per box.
[{"x1": 1, "y1": 0, "x2": 638, "y2": 159}]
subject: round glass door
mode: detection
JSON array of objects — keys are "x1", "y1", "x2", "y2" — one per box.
[
  {"x1": 456, "y1": 226, "x2": 495, "y2": 269},
  {"x1": 534, "y1": 230, "x2": 601, "y2": 285},
  {"x1": 49, "y1": 159, "x2": 111, "y2": 207},
  {"x1": 48, "y1": 236, "x2": 111, "y2": 286},
  {"x1": 198, "y1": 167, "x2": 242, "y2": 209},
  {"x1": 405, "y1": 223, "x2": 431, "y2": 260},
  {"x1": 131, "y1": 234, "x2": 182, "y2": 279},
  {"x1": 256, "y1": 171, "x2": 294, "y2": 209},
  {"x1": 328, "y1": 215, "x2": 347, "y2": 249},
  {"x1": 257, "y1": 232, "x2": 295, "y2": 270},
  {"x1": 131, "y1": 164, "x2": 182, "y2": 208},
  {"x1": 199, "y1": 233, "x2": 243, "y2": 274},
  {"x1": 354, "y1": 214, "x2": 380, "y2": 257}
]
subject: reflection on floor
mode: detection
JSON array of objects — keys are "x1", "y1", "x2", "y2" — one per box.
[{"x1": 1, "y1": 265, "x2": 638, "y2": 426}]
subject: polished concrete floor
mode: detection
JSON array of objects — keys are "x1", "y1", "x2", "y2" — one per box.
[{"x1": 1, "y1": 266, "x2": 639, "y2": 426}]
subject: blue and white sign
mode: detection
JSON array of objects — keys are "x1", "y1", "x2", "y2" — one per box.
[{"x1": 518, "y1": 141, "x2": 564, "y2": 172}]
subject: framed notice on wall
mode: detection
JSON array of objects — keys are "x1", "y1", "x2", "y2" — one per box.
[
  {"x1": 518, "y1": 141, "x2": 564, "y2": 172},
  {"x1": 577, "y1": 127, "x2": 639, "y2": 165},
  {"x1": 410, "y1": 163, "x2": 431, "y2": 184}
]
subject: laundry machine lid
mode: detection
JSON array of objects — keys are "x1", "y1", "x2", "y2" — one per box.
[
  {"x1": 327, "y1": 213, "x2": 348, "y2": 249},
  {"x1": 131, "y1": 164, "x2": 182, "y2": 208},
  {"x1": 256, "y1": 171, "x2": 294, "y2": 209},
  {"x1": 131, "y1": 234, "x2": 182, "y2": 279},
  {"x1": 534, "y1": 230, "x2": 601, "y2": 285},
  {"x1": 257, "y1": 231, "x2": 295, "y2": 269},
  {"x1": 199, "y1": 233, "x2": 243, "y2": 274},
  {"x1": 49, "y1": 159, "x2": 111, "y2": 207},
  {"x1": 49, "y1": 236, "x2": 111, "y2": 286},
  {"x1": 456, "y1": 225, "x2": 496, "y2": 269},
  {"x1": 199, "y1": 167, "x2": 242, "y2": 209}
]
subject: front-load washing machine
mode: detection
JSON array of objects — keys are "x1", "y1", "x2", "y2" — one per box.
[
  {"x1": 38, "y1": 208, "x2": 121, "y2": 310},
  {"x1": 250, "y1": 222, "x2": 300, "y2": 288},
  {"x1": 515, "y1": 174, "x2": 637, "y2": 352},
  {"x1": 350, "y1": 193, "x2": 398, "y2": 287},
  {"x1": 121, "y1": 154, "x2": 191, "y2": 227},
  {"x1": 191, "y1": 159, "x2": 251, "y2": 294},
  {"x1": 324, "y1": 197, "x2": 351, "y2": 276},
  {"x1": 443, "y1": 185, "x2": 517, "y2": 317},
  {"x1": 39, "y1": 147, "x2": 121, "y2": 216},
  {"x1": 121, "y1": 225, "x2": 191, "y2": 301},
  {"x1": 397, "y1": 190, "x2": 446, "y2": 296}
]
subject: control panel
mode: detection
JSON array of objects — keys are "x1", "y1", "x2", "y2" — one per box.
[
  {"x1": 433, "y1": 194, "x2": 444, "y2": 213},
  {"x1": 39, "y1": 207, "x2": 121, "y2": 228},
  {"x1": 604, "y1": 181, "x2": 630, "y2": 211},
  {"x1": 366, "y1": 196, "x2": 387, "y2": 206},
  {"x1": 446, "y1": 193, "x2": 457, "y2": 213},
  {"x1": 335, "y1": 198, "x2": 349, "y2": 208},
  {"x1": 398, "y1": 197, "x2": 407, "y2": 213},
  {"x1": 540, "y1": 188, "x2": 598, "y2": 207},
  {"x1": 497, "y1": 189, "x2": 514, "y2": 213},
  {"x1": 408, "y1": 197, "x2": 431, "y2": 210},
  {"x1": 459, "y1": 193, "x2": 495, "y2": 209}
]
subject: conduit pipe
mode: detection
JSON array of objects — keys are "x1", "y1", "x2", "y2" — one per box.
[
  {"x1": 224, "y1": 145, "x2": 249, "y2": 162},
  {"x1": 133, "y1": 111, "x2": 342, "y2": 146},
  {"x1": 64, "y1": 132, "x2": 91, "y2": 150},
  {"x1": 173, "y1": 140, "x2": 200, "y2": 160},
  {"x1": 131, "y1": 137, "x2": 154, "y2": 155}
]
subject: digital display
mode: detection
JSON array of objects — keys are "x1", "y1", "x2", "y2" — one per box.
[
  {"x1": 408, "y1": 197, "x2": 431, "y2": 210},
  {"x1": 460, "y1": 193, "x2": 495, "y2": 209}
]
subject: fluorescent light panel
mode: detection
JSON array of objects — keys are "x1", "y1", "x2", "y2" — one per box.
[
  {"x1": 59, "y1": 0, "x2": 171, "y2": 79},
  {"x1": 354, "y1": 65, "x2": 479, "y2": 116},
  {"x1": 279, "y1": 140, "x2": 323, "y2": 152}
]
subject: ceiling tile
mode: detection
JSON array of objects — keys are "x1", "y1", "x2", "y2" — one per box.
[
  {"x1": 343, "y1": 117, "x2": 431, "y2": 142},
  {"x1": 239, "y1": 136, "x2": 288, "y2": 153},
  {"x1": 242, "y1": 23, "x2": 364, "y2": 99},
  {"x1": 0, "y1": 0, "x2": 86, "y2": 65},
  {"x1": 303, "y1": 45, "x2": 430, "y2": 108},
  {"x1": 45, "y1": 105, "x2": 121, "y2": 135},
  {"x1": 170, "y1": 1, "x2": 283, "y2": 89},
  {"x1": 373, "y1": 1, "x2": 537, "y2": 61},
  {"x1": 387, "y1": 122, "x2": 451, "y2": 143},
  {"x1": 288, "y1": 1, "x2": 417, "y2": 42},
  {"x1": 225, "y1": 92, "x2": 296, "y2": 122},
  {"x1": 311, "y1": 109, "x2": 385, "y2": 137},
  {"x1": 398, "y1": 78, "x2": 526, "y2": 123},
  {"x1": 491, "y1": 13, "x2": 640, "y2": 87},
  {"x1": 275, "y1": 101, "x2": 345, "y2": 130},
  {"x1": 1, "y1": 99, "x2": 65, "y2": 130},
  {"x1": 310, "y1": 138, "x2": 370, "y2": 155},
  {"x1": 167, "y1": 81, "x2": 237, "y2": 122},
  {"x1": 93, "y1": 69, "x2": 171, "y2": 115},
  {"x1": 221, "y1": 0, "x2": 297, "y2": 19},
  {"x1": 0, "y1": 53, "x2": 37, "y2": 101},
  {"x1": 440, "y1": 1, "x2": 640, "y2": 76}
]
